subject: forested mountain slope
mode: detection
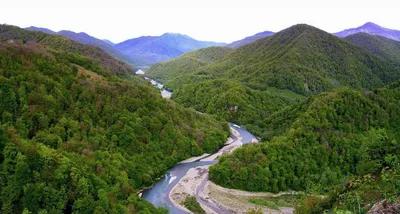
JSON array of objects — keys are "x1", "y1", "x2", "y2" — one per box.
[
  {"x1": 0, "y1": 30, "x2": 229, "y2": 213},
  {"x1": 146, "y1": 46, "x2": 234, "y2": 87},
  {"x1": 0, "y1": 24, "x2": 133, "y2": 74},
  {"x1": 345, "y1": 32, "x2": 400, "y2": 63},
  {"x1": 26, "y1": 26, "x2": 145, "y2": 67},
  {"x1": 210, "y1": 86, "x2": 400, "y2": 212},
  {"x1": 147, "y1": 24, "x2": 400, "y2": 139},
  {"x1": 192, "y1": 24, "x2": 400, "y2": 95}
]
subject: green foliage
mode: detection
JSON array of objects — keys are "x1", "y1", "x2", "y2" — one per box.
[
  {"x1": 0, "y1": 24, "x2": 133, "y2": 74},
  {"x1": 147, "y1": 24, "x2": 400, "y2": 141},
  {"x1": 296, "y1": 166, "x2": 400, "y2": 213},
  {"x1": 209, "y1": 87, "x2": 400, "y2": 201},
  {"x1": 345, "y1": 32, "x2": 400, "y2": 63},
  {"x1": 0, "y1": 35, "x2": 229, "y2": 213},
  {"x1": 172, "y1": 80, "x2": 298, "y2": 125},
  {"x1": 182, "y1": 196, "x2": 205, "y2": 214},
  {"x1": 146, "y1": 46, "x2": 233, "y2": 88}
]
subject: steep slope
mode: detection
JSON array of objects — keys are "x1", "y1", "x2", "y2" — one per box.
[
  {"x1": 0, "y1": 33, "x2": 229, "y2": 213},
  {"x1": 334, "y1": 22, "x2": 400, "y2": 41},
  {"x1": 115, "y1": 33, "x2": 226, "y2": 65},
  {"x1": 210, "y1": 86, "x2": 400, "y2": 212},
  {"x1": 345, "y1": 32, "x2": 400, "y2": 63},
  {"x1": 1, "y1": 24, "x2": 132, "y2": 74},
  {"x1": 150, "y1": 24, "x2": 400, "y2": 140},
  {"x1": 146, "y1": 46, "x2": 234, "y2": 86},
  {"x1": 202, "y1": 24, "x2": 400, "y2": 95},
  {"x1": 227, "y1": 30, "x2": 274, "y2": 48},
  {"x1": 25, "y1": 26, "x2": 143, "y2": 67}
]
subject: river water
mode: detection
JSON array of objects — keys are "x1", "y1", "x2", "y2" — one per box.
[
  {"x1": 141, "y1": 124, "x2": 256, "y2": 214},
  {"x1": 139, "y1": 71, "x2": 257, "y2": 213}
]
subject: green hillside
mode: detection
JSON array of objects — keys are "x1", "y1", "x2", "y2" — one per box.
[
  {"x1": 345, "y1": 32, "x2": 400, "y2": 63},
  {"x1": 147, "y1": 24, "x2": 400, "y2": 140},
  {"x1": 209, "y1": 86, "x2": 400, "y2": 212},
  {"x1": 0, "y1": 33, "x2": 229, "y2": 213},
  {"x1": 0, "y1": 24, "x2": 133, "y2": 74},
  {"x1": 179, "y1": 24, "x2": 400, "y2": 95},
  {"x1": 146, "y1": 46, "x2": 233, "y2": 89},
  {"x1": 172, "y1": 80, "x2": 302, "y2": 125}
]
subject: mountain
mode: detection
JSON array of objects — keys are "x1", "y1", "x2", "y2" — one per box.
[
  {"x1": 334, "y1": 22, "x2": 400, "y2": 41},
  {"x1": 344, "y1": 32, "x2": 400, "y2": 62},
  {"x1": 147, "y1": 24, "x2": 400, "y2": 140},
  {"x1": 115, "y1": 33, "x2": 226, "y2": 65},
  {"x1": 25, "y1": 26, "x2": 143, "y2": 66},
  {"x1": 102, "y1": 39, "x2": 114, "y2": 46},
  {"x1": 227, "y1": 30, "x2": 274, "y2": 48},
  {"x1": 0, "y1": 25, "x2": 229, "y2": 213},
  {"x1": 167, "y1": 24, "x2": 400, "y2": 95},
  {"x1": 25, "y1": 26, "x2": 56, "y2": 34},
  {"x1": 146, "y1": 46, "x2": 234, "y2": 86},
  {"x1": 210, "y1": 86, "x2": 400, "y2": 212},
  {"x1": 2, "y1": 24, "x2": 132, "y2": 74}
]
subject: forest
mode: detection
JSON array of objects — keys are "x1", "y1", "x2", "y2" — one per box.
[
  {"x1": 147, "y1": 24, "x2": 400, "y2": 146},
  {"x1": 209, "y1": 86, "x2": 400, "y2": 212},
  {"x1": 0, "y1": 30, "x2": 229, "y2": 213},
  {"x1": 1, "y1": 22, "x2": 400, "y2": 214}
]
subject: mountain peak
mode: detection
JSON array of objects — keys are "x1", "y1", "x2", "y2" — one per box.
[
  {"x1": 334, "y1": 22, "x2": 400, "y2": 41},
  {"x1": 161, "y1": 32, "x2": 192, "y2": 39},
  {"x1": 25, "y1": 26, "x2": 56, "y2": 35},
  {"x1": 277, "y1": 23, "x2": 325, "y2": 39},
  {"x1": 281, "y1": 24, "x2": 321, "y2": 34},
  {"x1": 361, "y1": 22, "x2": 382, "y2": 29},
  {"x1": 115, "y1": 32, "x2": 226, "y2": 65},
  {"x1": 228, "y1": 30, "x2": 275, "y2": 48}
]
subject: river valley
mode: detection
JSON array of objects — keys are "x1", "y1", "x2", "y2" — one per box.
[{"x1": 139, "y1": 72, "x2": 294, "y2": 214}]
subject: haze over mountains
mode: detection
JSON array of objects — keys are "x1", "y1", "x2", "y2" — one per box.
[
  {"x1": 26, "y1": 26, "x2": 226, "y2": 66},
  {"x1": 335, "y1": 22, "x2": 400, "y2": 41},
  {"x1": 25, "y1": 26, "x2": 147, "y2": 66},
  {"x1": 115, "y1": 33, "x2": 226, "y2": 65},
  {"x1": 227, "y1": 30, "x2": 275, "y2": 48}
]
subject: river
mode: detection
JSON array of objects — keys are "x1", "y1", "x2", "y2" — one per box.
[{"x1": 139, "y1": 71, "x2": 257, "y2": 213}]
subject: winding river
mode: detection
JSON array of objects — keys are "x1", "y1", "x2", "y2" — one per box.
[{"x1": 140, "y1": 73, "x2": 257, "y2": 213}]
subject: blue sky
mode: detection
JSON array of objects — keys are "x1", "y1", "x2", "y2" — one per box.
[{"x1": 1, "y1": 0, "x2": 399, "y2": 43}]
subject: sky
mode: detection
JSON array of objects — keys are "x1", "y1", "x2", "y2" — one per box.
[{"x1": 1, "y1": 0, "x2": 399, "y2": 43}]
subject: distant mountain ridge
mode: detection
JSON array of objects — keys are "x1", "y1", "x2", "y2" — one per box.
[
  {"x1": 334, "y1": 22, "x2": 400, "y2": 41},
  {"x1": 25, "y1": 26, "x2": 144, "y2": 66},
  {"x1": 115, "y1": 33, "x2": 226, "y2": 65},
  {"x1": 2, "y1": 24, "x2": 133, "y2": 74},
  {"x1": 227, "y1": 30, "x2": 274, "y2": 48}
]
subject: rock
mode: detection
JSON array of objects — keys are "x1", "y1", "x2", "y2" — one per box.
[{"x1": 367, "y1": 199, "x2": 400, "y2": 214}]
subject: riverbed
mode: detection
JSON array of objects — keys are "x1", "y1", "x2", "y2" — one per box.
[
  {"x1": 142, "y1": 124, "x2": 256, "y2": 213},
  {"x1": 138, "y1": 70, "x2": 258, "y2": 213}
]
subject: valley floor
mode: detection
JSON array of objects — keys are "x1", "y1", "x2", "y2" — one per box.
[{"x1": 169, "y1": 128, "x2": 298, "y2": 214}]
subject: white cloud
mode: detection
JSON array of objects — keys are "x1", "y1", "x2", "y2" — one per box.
[{"x1": 0, "y1": 0, "x2": 399, "y2": 43}]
